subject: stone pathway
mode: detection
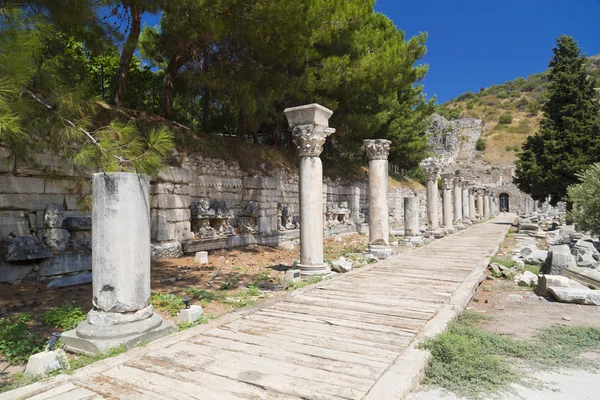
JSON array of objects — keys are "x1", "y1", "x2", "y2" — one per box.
[{"x1": 2, "y1": 215, "x2": 513, "y2": 400}]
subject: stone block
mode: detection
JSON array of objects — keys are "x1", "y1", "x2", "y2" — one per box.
[
  {"x1": 194, "y1": 251, "x2": 208, "y2": 265},
  {"x1": 39, "y1": 251, "x2": 92, "y2": 276},
  {"x1": 151, "y1": 209, "x2": 191, "y2": 224},
  {"x1": 536, "y1": 274, "x2": 587, "y2": 297},
  {"x1": 44, "y1": 179, "x2": 90, "y2": 195},
  {"x1": 523, "y1": 249, "x2": 548, "y2": 266},
  {"x1": 152, "y1": 219, "x2": 192, "y2": 242},
  {"x1": 150, "y1": 194, "x2": 191, "y2": 209},
  {"x1": 548, "y1": 287, "x2": 600, "y2": 305},
  {"x1": 0, "y1": 194, "x2": 73, "y2": 212},
  {"x1": 178, "y1": 305, "x2": 204, "y2": 324},
  {"x1": 5, "y1": 235, "x2": 52, "y2": 261},
  {"x1": 331, "y1": 258, "x2": 354, "y2": 273},
  {"x1": 63, "y1": 216, "x2": 92, "y2": 231},
  {"x1": 156, "y1": 166, "x2": 192, "y2": 184},
  {"x1": 150, "y1": 183, "x2": 191, "y2": 196},
  {"x1": 541, "y1": 245, "x2": 576, "y2": 275},
  {"x1": 24, "y1": 350, "x2": 70, "y2": 376},
  {"x1": 0, "y1": 176, "x2": 45, "y2": 194},
  {"x1": 258, "y1": 216, "x2": 273, "y2": 234},
  {"x1": 47, "y1": 272, "x2": 92, "y2": 289},
  {"x1": 182, "y1": 238, "x2": 227, "y2": 253},
  {"x1": 151, "y1": 242, "x2": 183, "y2": 260},
  {"x1": 43, "y1": 228, "x2": 70, "y2": 253},
  {"x1": 70, "y1": 231, "x2": 92, "y2": 251},
  {"x1": 0, "y1": 260, "x2": 35, "y2": 283},
  {"x1": 285, "y1": 269, "x2": 301, "y2": 283},
  {"x1": 520, "y1": 244, "x2": 538, "y2": 258},
  {"x1": 227, "y1": 234, "x2": 259, "y2": 248},
  {"x1": 0, "y1": 211, "x2": 30, "y2": 240}
]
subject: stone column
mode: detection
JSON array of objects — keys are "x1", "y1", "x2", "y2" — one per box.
[
  {"x1": 469, "y1": 187, "x2": 476, "y2": 220},
  {"x1": 462, "y1": 180, "x2": 471, "y2": 225},
  {"x1": 483, "y1": 189, "x2": 490, "y2": 218},
  {"x1": 476, "y1": 188, "x2": 484, "y2": 218},
  {"x1": 441, "y1": 173, "x2": 455, "y2": 234},
  {"x1": 364, "y1": 139, "x2": 394, "y2": 258},
  {"x1": 404, "y1": 196, "x2": 420, "y2": 237},
  {"x1": 62, "y1": 172, "x2": 174, "y2": 354},
  {"x1": 285, "y1": 104, "x2": 335, "y2": 276},
  {"x1": 421, "y1": 160, "x2": 441, "y2": 231},
  {"x1": 453, "y1": 174, "x2": 464, "y2": 229}
]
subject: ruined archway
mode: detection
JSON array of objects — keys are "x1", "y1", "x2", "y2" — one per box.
[{"x1": 499, "y1": 193, "x2": 510, "y2": 212}]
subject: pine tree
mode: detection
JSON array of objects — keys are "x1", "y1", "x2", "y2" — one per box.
[{"x1": 515, "y1": 35, "x2": 600, "y2": 205}]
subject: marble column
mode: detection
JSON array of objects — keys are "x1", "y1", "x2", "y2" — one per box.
[
  {"x1": 364, "y1": 139, "x2": 394, "y2": 259},
  {"x1": 421, "y1": 161, "x2": 441, "y2": 231},
  {"x1": 404, "y1": 196, "x2": 420, "y2": 237},
  {"x1": 441, "y1": 173, "x2": 455, "y2": 234},
  {"x1": 62, "y1": 172, "x2": 174, "y2": 354},
  {"x1": 483, "y1": 189, "x2": 490, "y2": 218},
  {"x1": 462, "y1": 180, "x2": 471, "y2": 225},
  {"x1": 469, "y1": 187, "x2": 477, "y2": 220},
  {"x1": 285, "y1": 104, "x2": 335, "y2": 276},
  {"x1": 453, "y1": 174, "x2": 464, "y2": 229},
  {"x1": 477, "y1": 188, "x2": 484, "y2": 218}
]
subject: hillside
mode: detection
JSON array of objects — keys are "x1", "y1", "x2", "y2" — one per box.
[{"x1": 439, "y1": 54, "x2": 600, "y2": 167}]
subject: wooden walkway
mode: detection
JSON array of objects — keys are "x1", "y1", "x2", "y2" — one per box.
[{"x1": 2, "y1": 215, "x2": 512, "y2": 400}]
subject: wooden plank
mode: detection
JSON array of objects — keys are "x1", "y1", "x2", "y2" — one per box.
[
  {"x1": 125, "y1": 356, "x2": 302, "y2": 400},
  {"x1": 102, "y1": 365, "x2": 244, "y2": 400},
  {"x1": 27, "y1": 384, "x2": 84, "y2": 400},
  {"x1": 203, "y1": 326, "x2": 391, "y2": 367},
  {"x1": 46, "y1": 388, "x2": 99, "y2": 400},
  {"x1": 303, "y1": 290, "x2": 441, "y2": 312},
  {"x1": 73, "y1": 375, "x2": 157, "y2": 400},
  {"x1": 147, "y1": 342, "x2": 368, "y2": 400}
]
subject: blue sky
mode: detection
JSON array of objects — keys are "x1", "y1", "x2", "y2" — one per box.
[
  {"x1": 139, "y1": 0, "x2": 600, "y2": 104},
  {"x1": 374, "y1": 0, "x2": 600, "y2": 102}
]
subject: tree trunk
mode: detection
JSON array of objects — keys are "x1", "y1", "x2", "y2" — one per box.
[
  {"x1": 113, "y1": 1, "x2": 141, "y2": 107},
  {"x1": 161, "y1": 54, "x2": 188, "y2": 120},
  {"x1": 272, "y1": 112, "x2": 282, "y2": 148}
]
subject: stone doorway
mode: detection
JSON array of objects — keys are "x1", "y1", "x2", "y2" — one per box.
[{"x1": 499, "y1": 193, "x2": 510, "y2": 212}]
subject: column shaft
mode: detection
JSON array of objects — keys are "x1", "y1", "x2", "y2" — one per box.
[
  {"x1": 404, "y1": 196, "x2": 420, "y2": 236},
  {"x1": 299, "y1": 157, "x2": 325, "y2": 268}
]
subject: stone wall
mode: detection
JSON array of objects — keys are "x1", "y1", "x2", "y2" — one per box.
[{"x1": 0, "y1": 147, "x2": 426, "y2": 283}]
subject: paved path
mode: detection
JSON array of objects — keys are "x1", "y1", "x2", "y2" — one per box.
[{"x1": 2, "y1": 215, "x2": 513, "y2": 400}]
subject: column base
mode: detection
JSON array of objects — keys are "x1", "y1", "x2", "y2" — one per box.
[
  {"x1": 367, "y1": 244, "x2": 396, "y2": 259},
  {"x1": 454, "y1": 223, "x2": 465, "y2": 230},
  {"x1": 444, "y1": 227, "x2": 455, "y2": 235},
  {"x1": 426, "y1": 229, "x2": 446, "y2": 239},
  {"x1": 61, "y1": 311, "x2": 175, "y2": 355},
  {"x1": 403, "y1": 236, "x2": 424, "y2": 245},
  {"x1": 297, "y1": 263, "x2": 331, "y2": 277},
  {"x1": 462, "y1": 219, "x2": 472, "y2": 226}
]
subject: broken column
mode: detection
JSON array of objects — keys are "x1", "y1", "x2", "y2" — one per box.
[
  {"x1": 421, "y1": 159, "x2": 441, "y2": 232},
  {"x1": 404, "y1": 196, "x2": 421, "y2": 239},
  {"x1": 62, "y1": 172, "x2": 174, "y2": 353},
  {"x1": 441, "y1": 172, "x2": 455, "y2": 234},
  {"x1": 284, "y1": 104, "x2": 335, "y2": 276},
  {"x1": 364, "y1": 139, "x2": 394, "y2": 258}
]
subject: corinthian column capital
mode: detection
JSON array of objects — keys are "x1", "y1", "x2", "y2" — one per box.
[
  {"x1": 291, "y1": 125, "x2": 335, "y2": 157},
  {"x1": 363, "y1": 139, "x2": 391, "y2": 160}
]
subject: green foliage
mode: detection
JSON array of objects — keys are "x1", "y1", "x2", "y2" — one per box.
[
  {"x1": 526, "y1": 99, "x2": 540, "y2": 115},
  {"x1": 567, "y1": 163, "x2": 600, "y2": 235},
  {"x1": 150, "y1": 293, "x2": 184, "y2": 316},
  {"x1": 475, "y1": 138, "x2": 486, "y2": 151},
  {"x1": 516, "y1": 35, "x2": 600, "y2": 205},
  {"x1": 221, "y1": 277, "x2": 240, "y2": 290},
  {"x1": 422, "y1": 311, "x2": 600, "y2": 398},
  {"x1": 184, "y1": 287, "x2": 226, "y2": 303},
  {"x1": 437, "y1": 105, "x2": 461, "y2": 120},
  {"x1": 41, "y1": 305, "x2": 85, "y2": 330},
  {"x1": 251, "y1": 272, "x2": 272, "y2": 285},
  {"x1": 287, "y1": 275, "x2": 325, "y2": 290},
  {"x1": 498, "y1": 113, "x2": 513, "y2": 124},
  {"x1": 0, "y1": 314, "x2": 45, "y2": 363},
  {"x1": 490, "y1": 257, "x2": 517, "y2": 269},
  {"x1": 68, "y1": 344, "x2": 127, "y2": 370},
  {"x1": 466, "y1": 100, "x2": 475, "y2": 110}
]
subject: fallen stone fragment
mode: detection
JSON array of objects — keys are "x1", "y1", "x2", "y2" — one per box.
[
  {"x1": 548, "y1": 287, "x2": 600, "y2": 305},
  {"x1": 536, "y1": 275, "x2": 588, "y2": 297},
  {"x1": 151, "y1": 242, "x2": 183, "y2": 260},
  {"x1": 564, "y1": 266, "x2": 600, "y2": 290},
  {"x1": 541, "y1": 245, "x2": 576, "y2": 275},
  {"x1": 574, "y1": 239, "x2": 600, "y2": 259},
  {"x1": 47, "y1": 272, "x2": 92, "y2": 289},
  {"x1": 489, "y1": 263, "x2": 501, "y2": 276},
  {"x1": 524, "y1": 250, "x2": 548, "y2": 266},
  {"x1": 25, "y1": 349, "x2": 70, "y2": 376},
  {"x1": 331, "y1": 257, "x2": 354, "y2": 273},
  {"x1": 520, "y1": 244, "x2": 538, "y2": 258},
  {"x1": 515, "y1": 271, "x2": 538, "y2": 287}
]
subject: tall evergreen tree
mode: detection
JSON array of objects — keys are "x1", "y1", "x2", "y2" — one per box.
[{"x1": 515, "y1": 35, "x2": 600, "y2": 205}]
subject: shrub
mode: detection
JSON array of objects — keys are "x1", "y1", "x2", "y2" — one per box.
[
  {"x1": 41, "y1": 305, "x2": 86, "y2": 330},
  {"x1": 221, "y1": 277, "x2": 240, "y2": 290},
  {"x1": 475, "y1": 138, "x2": 486, "y2": 151},
  {"x1": 466, "y1": 100, "x2": 474, "y2": 110},
  {"x1": 0, "y1": 314, "x2": 45, "y2": 363},
  {"x1": 150, "y1": 293, "x2": 184, "y2": 316},
  {"x1": 496, "y1": 90, "x2": 509, "y2": 99},
  {"x1": 526, "y1": 100, "x2": 540, "y2": 115},
  {"x1": 498, "y1": 113, "x2": 513, "y2": 124},
  {"x1": 516, "y1": 97, "x2": 529, "y2": 108},
  {"x1": 567, "y1": 163, "x2": 600, "y2": 235}
]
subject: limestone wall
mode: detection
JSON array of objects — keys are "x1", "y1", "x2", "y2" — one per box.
[{"x1": 0, "y1": 147, "x2": 426, "y2": 283}]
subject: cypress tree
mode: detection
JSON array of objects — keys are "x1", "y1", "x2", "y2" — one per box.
[{"x1": 515, "y1": 35, "x2": 600, "y2": 205}]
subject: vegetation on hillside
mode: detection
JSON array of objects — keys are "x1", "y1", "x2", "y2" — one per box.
[
  {"x1": 0, "y1": 1, "x2": 436, "y2": 177},
  {"x1": 516, "y1": 35, "x2": 600, "y2": 205},
  {"x1": 568, "y1": 163, "x2": 600, "y2": 234}
]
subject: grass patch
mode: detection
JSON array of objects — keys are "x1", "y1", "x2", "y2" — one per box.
[
  {"x1": 490, "y1": 257, "x2": 518, "y2": 269},
  {"x1": 287, "y1": 275, "x2": 325, "y2": 291},
  {"x1": 150, "y1": 293, "x2": 184, "y2": 317},
  {"x1": 220, "y1": 277, "x2": 240, "y2": 290},
  {"x1": 40, "y1": 305, "x2": 86, "y2": 330},
  {"x1": 421, "y1": 311, "x2": 600, "y2": 398},
  {"x1": 0, "y1": 314, "x2": 45, "y2": 363},
  {"x1": 522, "y1": 263, "x2": 541, "y2": 275},
  {"x1": 68, "y1": 344, "x2": 127, "y2": 370}
]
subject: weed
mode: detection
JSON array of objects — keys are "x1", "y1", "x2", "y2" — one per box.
[
  {"x1": 221, "y1": 277, "x2": 240, "y2": 290},
  {"x1": 490, "y1": 257, "x2": 517, "y2": 269},
  {"x1": 0, "y1": 373, "x2": 44, "y2": 394},
  {"x1": 0, "y1": 314, "x2": 45, "y2": 363},
  {"x1": 184, "y1": 287, "x2": 226, "y2": 303},
  {"x1": 522, "y1": 263, "x2": 541, "y2": 275},
  {"x1": 287, "y1": 275, "x2": 325, "y2": 290},
  {"x1": 68, "y1": 344, "x2": 127, "y2": 370},
  {"x1": 40, "y1": 305, "x2": 86, "y2": 330},
  {"x1": 150, "y1": 293, "x2": 184, "y2": 316},
  {"x1": 251, "y1": 272, "x2": 271, "y2": 285},
  {"x1": 178, "y1": 315, "x2": 209, "y2": 332},
  {"x1": 247, "y1": 285, "x2": 260, "y2": 296},
  {"x1": 421, "y1": 310, "x2": 600, "y2": 398},
  {"x1": 224, "y1": 288, "x2": 258, "y2": 310}
]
